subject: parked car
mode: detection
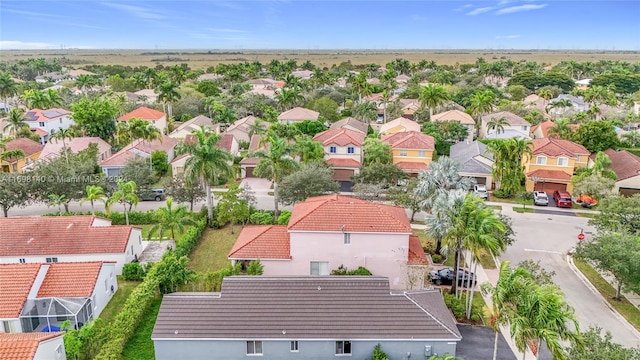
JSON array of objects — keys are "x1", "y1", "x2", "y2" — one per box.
[
  {"x1": 533, "y1": 191, "x2": 549, "y2": 206},
  {"x1": 138, "y1": 188, "x2": 166, "y2": 201},
  {"x1": 429, "y1": 267, "x2": 476, "y2": 286},
  {"x1": 553, "y1": 190, "x2": 572, "y2": 208},
  {"x1": 473, "y1": 184, "x2": 489, "y2": 200}
]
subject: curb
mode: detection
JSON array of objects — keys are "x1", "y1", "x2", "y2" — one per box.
[{"x1": 566, "y1": 253, "x2": 640, "y2": 340}]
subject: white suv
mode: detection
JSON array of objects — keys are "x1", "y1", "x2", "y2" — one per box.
[
  {"x1": 533, "y1": 191, "x2": 549, "y2": 206},
  {"x1": 473, "y1": 184, "x2": 489, "y2": 200}
]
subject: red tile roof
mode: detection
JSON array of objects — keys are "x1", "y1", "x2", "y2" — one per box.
[
  {"x1": 0, "y1": 332, "x2": 63, "y2": 360},
  {"x1": 101, "y1": 135, "x2": 177, "y2": 167},
  {"x1": 526, "y1": 169, "x2": 572, "y2": 181},
  {"x1": 37, "y1": 262, "x2": 105, "y2": 297},
  {"x1": 277, "y1": 107, "x2": 319, "y2": 121},
  {"x1": 117, "y1": 106, "x2": 165, "y2": 121},
  {"x1": 24, "y1": 108, "x2": 70, "y2": 123},
  {"x1": 395, "y1": 161, "x2": 429, "y2": 173},
  {"x1": 313, "y1": 129, "x2": 365, "y2": 146},
  {"x1": 31, "y1": 128, "x2": 47, "y2": 136},
  {"x1": 3, "y1": 138, "x2": 43, "y2": 158},
  {"x1": 0, "y1": 216, "x2": 134, "y2": 256},
  {"x1": 228, "y1": 225, "x2": 290, "y2": 259},
  {"x1": 0, "y1": 264, "x2": 41, "y2": 318},
  {"x1": 40, "y1": 137, "x2": 110, "y2": 161},
  {"x1": 288, "y1": 195, "x2": 411, "y2": 233},
  {"x1": 601, "y1": 149, "x2": 640, "y2": 181},
  {"x1": 531, "y1": 138, "x2": 589, "y2": 157},
  {"x1": 530, "y1": 120, "x2": 556, "y2": 138},
  {"x1": 216, "y1": 134, "x2": 236, "y2": 152},
  {"x1": 326, "y1": 158, "x2": 361, "y2": 168},
  {"x1": 239, "y1": 157, "x2": 260, "y2": 165},
  {"x1": 408, "y1": 235, "x2": 427, "y2": 265},
  {"x1": 382, "y1": 131, "x2": 435, "y2": 150}
]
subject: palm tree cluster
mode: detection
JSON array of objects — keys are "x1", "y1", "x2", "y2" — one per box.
[
  {"x1": 486, "y1": 138, "x2": 532, "y2": 197},
  {"x1": 20, "y1": 89, "x2": 63, "y2": 109},
  {"x1": 482, "y1": 261, "x2": 583, "y2": 360},
  {"x1": 116, "y1": 117, "x2": 162, "y2": 146}
]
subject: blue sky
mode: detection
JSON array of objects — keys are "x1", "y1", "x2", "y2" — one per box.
[{"x1": 1, "y1": 1, "x2": 639, "y2": 50}]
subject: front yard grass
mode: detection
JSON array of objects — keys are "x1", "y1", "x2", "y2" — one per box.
[
  {"x1": 188, "y1": 225, "x2": 240, "y2": 272},
  {"x1": 513, "y1": 207, "x2": 535, "y2": 213},
  {"x1": 576, "y1": 212, "x2": 597, "y2": 219},
  {"x1": 573, "y1": 257, "x2": 640, "y2": 332},
  {"x1": 121, "y1": 295, "x2": 162, "y2": 360},
  {"x1": 140, "y1": 224, "x2": 191, "y2": 240},
  {"x1": 489, "y1": 195, "x2": 533, "y2": 206},
  {"x1": 99, "y1": 277, "x2": 141, "y2": 324},
  {"x1": 488, "y1": 205, "x2": 503, "y2": 211}
]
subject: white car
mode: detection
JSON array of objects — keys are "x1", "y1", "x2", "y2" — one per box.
[
  {"x1": 473, "y1": 184, "x2": 489, "y2": 200},
  {"x1": 533, "y1": 191, "x2": 549, "y2": 206}
]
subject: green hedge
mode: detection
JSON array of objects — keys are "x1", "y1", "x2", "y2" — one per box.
[
  {"x1": 175, "y1": 218, "x2": 207, "y2": 257},
  {"x1": 43, "y1": 210, "x2": 159, "y2": 225}
]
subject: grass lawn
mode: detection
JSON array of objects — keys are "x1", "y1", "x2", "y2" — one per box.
[
  {"x1": 573, "y1": 258, "x2": 640, "y2": 332},
  {"x1": 513, "y1": 207, "x2": 535, "y2": 213},
  {"x1": 576, "y1": 212, "x2": 597, "y2": 219},
  {"x1": 490, "y1": 195, "x2": 533, "y2": 206},
  {"x1": 99, "y1": 277, "x2": 141, "y2": 324},
  {"x1": 488, "y1": 205, "x2": 503, "y2": 211},
  {"x1": 121, "y1": 296, "x2": 162, "y2": 360},
  {"x1": 477, "y1": 249, "x2": 497, "y2": 269},
  {"x1": 472, "y1": 291, "x2": 491, "y2": 326},
  {"x1": 189, "y1": 225, "x2": 240, "y2": 272},
  {"x1": 140, "y1": 224, "x2": 191, "y2": 240}
]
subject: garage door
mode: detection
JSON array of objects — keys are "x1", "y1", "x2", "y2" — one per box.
[
  {"x1": 534, "y1": 182, "x2": 567, "y2": 193},
  {"x1": 332, "y1": 169, "x2": 355, "y2": 181},
  {"x1": 245, "y1": 166, "x2": 255, "y2": 178},
  {"x1": 473, "y1": 177, "x2": 487, "y2": 185},
  {"x1": 619, "y1": 188, "x2": 640, "y2": 197}
]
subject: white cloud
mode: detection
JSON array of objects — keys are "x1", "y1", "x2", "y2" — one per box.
[
  {"x1": 101, "y1": 3, "x2": 166, "y2": 20},
  {"x1": 0, "y1": 40, "x2": 57, "y2": 50},
  {"x1": 495, "y1": 3, "x2": 548, "y2": 14},
  {"x1": 467, "y1": 6, "x2": 494, "y2": 15},
  {"x1": 410, "y1": 14, "x2": 428, "y2": 21},
  {"x1": 206, "y1": 28, "x2": 248, "y2": 33},
  {"x1": 453, "y1": 4, "x2": 474, "y2": 11},
  {"x1": 496, "y1": 35, "x2": 521, "y2": 39}
]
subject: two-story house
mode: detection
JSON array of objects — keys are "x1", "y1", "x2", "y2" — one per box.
[
  {"x1": 381, "y1": 131, "x2": 435, "y2": 176},
  {"x1": 24, "y1": 108, "x2": 74, "y2": 144},
  {"x1": 480, "y1": 111, "x2": 531, "y2": 140},
  {"x1": 171, "y1": 134, "x2": 238, "y2": 176},
  {"x1": 117, "y1": 107, "x2": 167, "y2": 134},
  {"x1": 379, "y1": 117, "x2": 420, "y2": 136},
  {"x1": 169, "y1": 115, "x2": 220, "y2": 140},
  {"x1": 592, "y1": 149, "x2": 640, "y2": 196},
  {"x1": 0, "y1": 138, "x2": 43, "y2": 173},
  {"x1": 431, "y1": 110, "x2": 476, "y2": 142},
  {"x1": 329, "y1": 117, "x2": 369, "y2": 135},
  {"x1": 277, "y1": 107, "x2": 319, "y2": 124},
  {"x1": 524, "y1": 138, "x2": 590, "y2": 193},
  {"x1": 312, "y1": 129, "x2": 365, "y2": 189},
  {"x1": 228, "y1": 195, "x2": 428, "y2": 290},
  {"x1": 450, "y1": 141, "x2": 494, "y2": 188},
  {"x1": 38, "y1": 137, "x2": 112, "y2": 163}
]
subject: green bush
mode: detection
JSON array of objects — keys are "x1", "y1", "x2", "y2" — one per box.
[
  {"x1": 249, "y1": 211, "x2": 274, "y2": 225},
  {"x1": 442, "y1": 292, "x2": 483, "y2": 323},
  {"x1": 330, "y1": 265, "x2": 373, "y2": 275},
  {"x1": 277, "y1": 210, "x2": 291, "y2": 225},
  {"x1": 122, "y1": 263, "x2": 145, "y2": 281},
  {"x1": 372, "y1": 343, "x2": 390, "y2": 360},
  {"x1": 431, "y1": 254, "x2": 443, "y2": 263},
  {"x1": 42, "y1": 210, "x2": 159, "y2": 225},
  {"x1": 174, "y1": 218, "x2": 207, "y2": 257},
  {"x1": 492, "y1": 189, "x2": 512, "y2": 198},
  {"x1": 246, "y1": 260, "x2": 264, "y2": 275}
]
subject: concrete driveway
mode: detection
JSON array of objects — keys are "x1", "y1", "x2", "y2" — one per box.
[{"x1": 501, "y1": 211, "x2": 640, "y2": 348}]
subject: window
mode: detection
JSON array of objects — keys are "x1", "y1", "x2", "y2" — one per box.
[
  {"x1": 39, "y1": 122, "x2": 45, "y2": 127},
  {"x1": 46, "y1": 257, "x2": 58, "y2": 263},
  {"x1": 347, "y1": 147, "x2": 354, "y2": 154},
  {"x1": 246, "y1": 341, "x2": 263, "y2": 355},
  {"x1": 131, "y1": 245, "x2": 134, "y2": 255},
  {"x1": 310, "y1": 261, "x2": 329, "y2": 275},
  {"x1": 399, "y1": 150, "x2": 407, "y2": 157},
  {"x1": 344, "y1": 233, "x2": 351, "y2": 245},
  {"x1": 577, "y1": 155, "x2": 583, "y2": 162},
  {"x1": 139, "y1": 235, "x2": 142, "y2": 244},
  {"x1": 536, "y1": 156, "x2": 547, "y2": 165},
  {"x1": 335, "y1": 341, "x2": 352, "y2": 355},
  {"x1": 330, "y1": 146, "x2": 337, "y2": 153},
  {"x1": 521, "y1": 125, "x2": 528, "y2": 131},
  {"x1": 557, "y1": 157, "x2": 568, "y2": 166},
  {"x1": 104, "y1": 279, "x2": 108, "y2": 292},
  {"x1": 19, "y1": 258, "x2": 26, "y2": 263},
  {"x1": 59, "y1": 118, "x2": 62, "y2": 124},
  {"x1": 290, "y1": 341, "x2": 299, "y2": 352},
  {"x1": 110, "y1": 272, "x2": 113, "y2": 280},
  {"x1": 418, "y1": 150, "x2": 426, "y2": 157}
]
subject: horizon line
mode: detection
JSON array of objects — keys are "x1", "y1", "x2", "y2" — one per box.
[{"x1": 2, "y1": 48, "x2": 639, "y2": 52}]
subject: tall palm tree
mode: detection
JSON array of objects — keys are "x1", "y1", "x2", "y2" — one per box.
[
  {"x1": 486, "y1": 116, "x2": 509, "y2": 136},
  {"x1": 487, "y1": 138, "x2": 532, "y2": 197},
  {"x1": 349, "y1": 72, "x2": 371, "y2": 103},
  {"x1": 142, "y1": 68, "x2": 158, "y2": 89},
  {"x1": 43, "y1": 89, "x2": 63, "y2": 109},
  {"x1": 156, "y1": 81, "x2": 181, "y2": 119},
  {"x1": 251, "y1": 134, "x2": 300, "y2": 219},
  {"x1": 537, "y1": 89, "x2": 554, "y2": 111},
  {"x1": 147, "y1": 197, "x2": 196, "y2": 240},
  {"x1": 353, "y1": 101, "x2": 378, "y2": 122},
  {"x1": 468, "y1": 90, "x2": 495, "y2": 138},
  {"x1": 177, "y1": 127, "x2": 232, "y2": 225},
  {"x1": 0, "y1": 72, "x2": 18, "y2": 111},
  {"x1": 51, "y1": 127, "x2": 74, "y2": 164},
  {"x1": 81, "y1": 185, "x2": 106, "y2": 215},
  {"x1": 415, "y1": 156, "x2": 475, "y2": 212},
  {"x1": 75, "y1": 74, "x2": 99, "y2": 94},
  {"x1": 295, "y1": 136, "x2": 325, "y2": 164},
  {"x1": 547, "y1": 118, "x2": 573, "y2": 139},
  {"x1": 105, "y1": 180, "x2": 139, "y2": 225},
  {"x1": 21, "y1": 89, "x2": 48, "y2": 109},
  {"x1": 47, "y1": 194, "x2": 68, "y2": 216},
  {"x1": 419, "y1": 84, "x2": 449, "y2": 119},
  {"x1": 3, "y1": 108, "x2": 29, "y2": 136},
  {"x1": 275, "y1": 88, "x2": 304, "y2": 111},
  {"x1": 380, "y1": 89, "x2": 392, "y2": 124}
]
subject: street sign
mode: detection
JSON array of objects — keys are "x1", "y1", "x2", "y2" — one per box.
[{"x1": 578, "y1": 233, "x2": 585, "y2": 241}]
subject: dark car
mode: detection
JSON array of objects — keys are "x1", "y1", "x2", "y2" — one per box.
[
  {"x1": 138, "y1": 188, "x2": 166, "y2": 201},
  {"x1": 553, "y1": 190, "x2": 572, "y2": 208},
  {"x1": 429, "y1": 267, "x2": 476, "y2": 286}
]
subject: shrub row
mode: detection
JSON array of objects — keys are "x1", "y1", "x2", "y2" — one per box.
[
  {"x1": 330, "y1": 265, "x2": 373, "y2": 275},
  {"x1": 43, "y1": 210, "x2": 160, "y2": 225},
  {"x1": 175, "y1": 218, "x2": 208, "y2": 257}
]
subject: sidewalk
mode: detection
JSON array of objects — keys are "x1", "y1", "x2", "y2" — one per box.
[{"x1": 487, "y1": 201, "x2": 600, "y2": 215}]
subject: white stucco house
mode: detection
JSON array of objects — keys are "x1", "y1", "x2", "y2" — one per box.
[
  {"x1": 0, "y1": 216, "x2": 143, "y2": 275},
  {"x1": 593, "y1": 149, "x2": 640, "y2": 196},
  {"x1": 431, "y1": 109, "x2": 476, "y2": 142},
  {"x1": 117, "y1": 107, "x2": 168, "y2": 134},
  {"x1": 24, "y1": 108, "x2": 74, "y2": 145},
  {"x1": 0, "y1": 332, "x2": 66, "y2": 359},
  {"x1": 228, "y1": 195, "x2": 428, "y2": 290},
  {"x1": 0, "y1": 261, "x2": 117, "y2": 334},
  {"x1": 480, "y1": 111, "x2": 531, "y2": 139}
]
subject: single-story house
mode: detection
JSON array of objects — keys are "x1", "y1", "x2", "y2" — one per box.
[
  {"x1": 0, "y1": 261, "x2": 117, "y2": 333},
  {"x1": 101, "y1": 135, "x2": 177, "y2": 177},
  {"x1": 594, "y1": 149, "x2": 640, "y2": 196},
  {"x1": 171, "y1": 134, "x2": 238, "y2": 176},
  {"x1": 117, "y1": 107, "x2": 167, "y2": 134},
  {"x1": 152, "y1": 276, "x2": 461, "y2": 360},
  {"x1": 431, "y1": 110, "x2": 476, "y2": 142},
  {"x1": 277, "y1": 107, "x2": 319, "y2": 124},
  {"x1": 0, "y1": 332, "x2": 66, "y2": 359},
  {"x1": 379, "y1": 117, "x2": 421, "y2": 136},
  {"x1": 39, "y1": 137, "x2": 112, "y2": 163},
  {"x1": 224, "y1": 115, "x2": 266, "y2": 143},
  {"x1": 169, "y1": 115, "x2": 219, "y2": 140},
  {"x1": 0, "y1": 216, "x2": 143, "y2": 275},
  {"x1": 450, "y1": 141, "x2": 494, "y2": 187},
  {"x1": 0, "y1": 138, "x2": 43, "y2": 173}
]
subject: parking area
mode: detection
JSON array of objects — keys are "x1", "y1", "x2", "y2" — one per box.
[{"x1": 456, "y1": 324, "x2": 520, "y2": 360}]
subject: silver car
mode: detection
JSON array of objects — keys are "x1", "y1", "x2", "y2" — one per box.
[
  {"x1": 533, "y1": 191, "x2": 549, "y2": 206},
  {"x1": 473, "y1": 184, "x2": 489, "y2": 200}
]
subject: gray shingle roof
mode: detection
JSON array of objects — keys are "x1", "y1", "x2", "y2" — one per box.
[
  {"x1": 152, "y1": 277, "x2": 461, "y2": 340},
  {"x1": 450, "y1": 141, "x2": 494, "y2": 174}
]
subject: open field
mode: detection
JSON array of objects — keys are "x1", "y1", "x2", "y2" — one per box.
[{"x1": 1, "y1": 49, "x2": 639, "y2": 69}]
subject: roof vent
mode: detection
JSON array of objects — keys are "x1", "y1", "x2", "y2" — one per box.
[
  {"x1": 282, "y1": 330, "x2": 287, "y2": 335},
  {"x1": 174, "y1": 330, "x2": 179, "y2": 335},
  {"x1": 67, "y1": 223, "x2": 73, "y2": 229},
  {"x1": 27, "y1": 237, "x2": 34, "y2": 244},
  {"x1": 317, "y1": 286, "x2": 321, "y2": 291}
]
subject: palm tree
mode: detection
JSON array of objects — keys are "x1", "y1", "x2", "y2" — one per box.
[
  {"x1": 415, "y1": 156, "x2": 475, "y2": 213},
  {"x1": 147, "y1": 197, "x2": 196, "y2": 240},
  {"x1": 486, "y1": 138, "x2": 532, "y2": 197},
  {"x1": 537, "y1": 89, "x2": 554, "y2": 111},
  {"x1": 3, "y1": 108, "x2": 29, "y2": 136},
  {"x1": 81, "y1": 185, "x2": 106, "y2": 215},
  {"x1": 353, "y1": 101, "x2": 378, "y2": 122},
  {"x1": 380, "y1": 89, "x2": 392, "y2": 124},
  {"x1": 75, "y1": 74, "x2": 99, "y2": 94},
  {"x1": 51, "y1": 127, "x2": 74, "y2": 164},
  {"x1": 0, "y1": 72, "x2": 18, "y2": 111},
  {"x1": 156, "y1": 81, "x2": 181, "y2": 119},
  {"x1": 468, "y1": 90, "x2": 495, "y2": 138},
  {"x1": 547, "y1": 118, "x2": 572, "y2": 139},
  {"x1": 47, "y1": 194, "x2": 68, "y2": 215},
  {"x1": 105, "y1": 180, "x2": 139, "y2": 225},
  {"x1": 177, "y1": 127, "x2": 233, "y2": 225},
  {"x1": 419, "y1": 84, "x2": 449, "y2": 119},
  {"x1": 622, "y1": 131, "x2": 640, "y2": 147},
  {"x1": 349, "y1": 72, "x2": 371, "y2": 102},
  {"x1": 547, "y1": 99, "x2": 573, "y2": 115},
  {"x1": 295, "y1": 136, "x2": 325, "y2": 164},
  {"x1": 43, "y1": 89, "x2": 63, "y2": 109},
  {"x1": 251, "y1": 134, "x2": 300, "y2": 219},
  {"x1": 142, "y1": 68, "x2": 158, "y2": 89},
  {"x1": 21, "y1": 89, "x2": 48, "y2": 109},
  {"x1": 275, "y1": 88, "x2": 304, "y2": 111},
  {"x1": 486, "y1": 116, "x2": 509, "y2": 136},
  {"x1": 247, "y1": 118, "x2": 265, "y2": 138}
]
